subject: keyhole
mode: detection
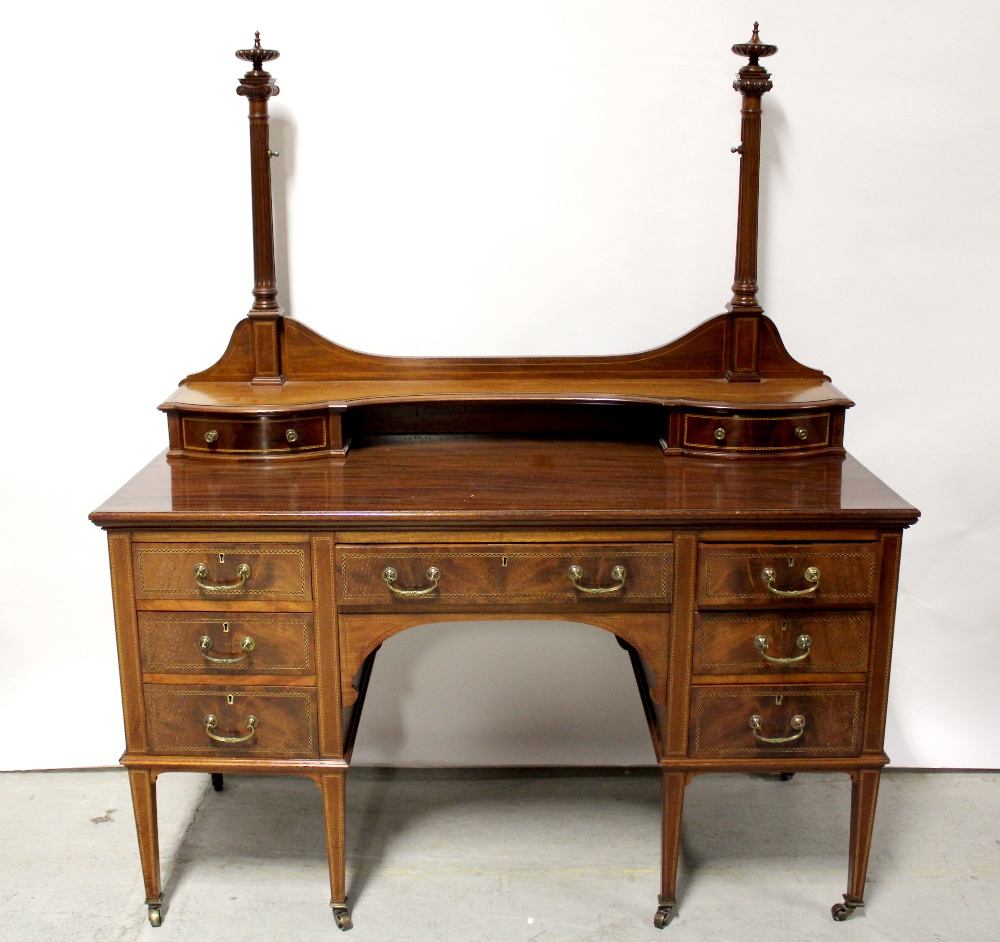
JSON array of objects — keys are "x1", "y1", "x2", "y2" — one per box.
[
  {"x1": 780, "y1": 619, "x2": 788, "y2": 633},
  {"x1": 227, "y1": 694, "x2": 235, "y2": 705},
  {"x1": 501, "y1": 556, "x2": 508, "y2": 568},
  {"x1": 219, "y1": 553, "x2": 225, "y2": 564},
  {"x1": 788, "y1": 557, "x2": 795, "y2": 568},
  {"x1": 222, "y1": 621, "x2": 230, "y2": 633},
  {"x1": 775, "y1": 694, "x2": 784, "y2": 705}
]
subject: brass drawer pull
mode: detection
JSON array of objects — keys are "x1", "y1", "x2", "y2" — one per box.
[
  {"x1": 761, "y1": 566, "x2": 820, "y2": 597},
  {"x1": 198, "y1": 635, "x2": 256, "y2": 664},
  {"x1": 749, "y1": 713, "x2": 806, "y2": 744},
  {"x1": 382, "y1": 566, "x2": 441, "y2": 597},
  {"x1": 754, "y1": 633, "x2": 812, "y2": 665},
  {"x1": 204, "y1": 714, "x2": 257, "y2": 744},
  {"x1": 194, "y1": 563, "x2": 251, "y2": 592},
  {"x1": 568, "y1": 564, "x2": 627, "y2": 595}
]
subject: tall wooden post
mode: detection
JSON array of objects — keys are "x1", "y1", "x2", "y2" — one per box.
[
  {"x1": 236, "y1": 33, "x2": 284, "y2": 385},
  {"x1": 726, "y1": 23, "x2": 776, "y2": 383}
]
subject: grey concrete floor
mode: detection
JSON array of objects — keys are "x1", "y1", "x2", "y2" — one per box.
[{"x1": 0, "y1": 768, "x2": 996, "y2": 942}]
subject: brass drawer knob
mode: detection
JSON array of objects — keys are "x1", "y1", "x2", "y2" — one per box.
[
  {"x1": 568, "y1": 564, "x2": 627, "y2": 595},
  {"x1": 194, "y1": 562, "x2": 251, "y2": 592},
  {"x1": 794, "y1": 426, "x2": 808, "y2": 440},
  {"x1": 749, "y1": 713, "x2": 806, "y2": 744},
  {"x1": 761, "y1": 566, "x2": 820, "y2": 597},
  {"x1": 204, "y1": 429, "x2": 219, "y2": 444},
  {"x1": 198, "y1": 635, "x2": 256, "y2": 664},
  {"x1": 754, "y1": 633, "x2": 812, "y2": 665},
  {"x1": 285, "y1": 428, "x2": 299, "y2": 443},
  {"x1": 713, "y1": 427, "x2": 726, "y2": 441},
  {"x1": 382, "y1": 566, "x2": 441, "y2": 597},
  {"x1": 204, "y1": 713, "x2": 257, "y2": 744}
]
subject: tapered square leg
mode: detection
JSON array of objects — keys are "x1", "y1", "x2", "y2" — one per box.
[
  {"x1": 321, "y1": 770, "x2": 352, "y2": 930},
  {"x1": 655, "y1": 771, "x2": 687, "y2": 928},
  {"x1": 832, "y1": 768, "x2": 881, "y2": 921},
  {"x1": 128, "y1": 769, "x2": 163, "y2": 926}
]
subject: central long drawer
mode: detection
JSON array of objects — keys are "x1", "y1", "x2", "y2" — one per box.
[{"x1": 335, "y1": 543, "x2": 674, "y2": 611}]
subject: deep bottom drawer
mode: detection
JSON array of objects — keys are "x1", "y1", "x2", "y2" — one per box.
[
  {"x1": 689, "y1": 685, "x2": 864, "y2": 759},
  {"x1": 144, "y1": 685, "x2": 318, "y2": 758}
]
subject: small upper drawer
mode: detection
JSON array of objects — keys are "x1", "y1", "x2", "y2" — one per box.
[
  {"x1": 696, "y1": 543, "x2": 880, "y2": 608},
  {"x1": 683, "y1": 412, "x2": 831, "y2": 452},
  {"x1": 145, "y1": 684, "x2": 317, "y2": 758},
  {"x1": 181, "y1": 412, "x2": 329, "y2": 456},
  {"x1": 689, "y1": 684, "x2": 864, "y2": 759},
  {"x1": 133, "y1": 542, "x2": 312, "y2": 601},
  {"x1": 138, "y1": 613, "x2": 314, "y2": 675},
  {"x1": 335, "y1": 543, "x2": 674, "y2": 610},
  {"x1": 693, "y1": 612, "x2": 871, "y2": 676}
]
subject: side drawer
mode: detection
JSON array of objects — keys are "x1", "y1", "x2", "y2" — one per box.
[
  {"x1": 689, "y1": 684, "x2": 864, "y2": 759},
  {"x1": 682, "y1": 412, "x2": 832, "y2": 452},
  {"x1": 696, "y1": 542, "x2": 880, "y2": 608},
  {"x1": 335, "y1": 543, "x2": 674, "y2": 610},
  {"x1": 138, "y1": 613, "x2": 314, "y2": 676},
  {"x1": 693, "y1": 612, "x2": 871, "y2": 676},
  {"x1": 181, "y1": 411, "x2": 330, "y2": 456},
  {"x1": 144, "y1": 685, "x2": 318, "y2": 758},
  {"x1": 133, "y1": 542, "x2": 312, "y2": 602}
]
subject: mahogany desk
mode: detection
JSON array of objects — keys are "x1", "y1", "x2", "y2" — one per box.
[
  {"x1": 90, "y1": 26, "x2": 919, "y2": 930},
  {"x1": 91, "y1": 439, "x2": 917, "y2": 928}
]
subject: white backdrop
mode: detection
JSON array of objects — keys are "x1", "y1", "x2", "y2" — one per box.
[{"x1": 2, "y1": 1, "x2": 998, "y2": 770}]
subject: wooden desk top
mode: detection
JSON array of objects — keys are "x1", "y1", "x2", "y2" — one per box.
[{"x1": 91, "y1": 440, "x2": 918, "y2": 530}]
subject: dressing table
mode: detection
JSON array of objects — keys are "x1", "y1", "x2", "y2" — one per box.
[{"x1": 91, "y1": 26, "x2": 919, "y2": 930}]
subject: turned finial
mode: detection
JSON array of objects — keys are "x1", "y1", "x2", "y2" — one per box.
[
  {"x1": 732, "y1": 22, "x2": 777, "y2": 67},
  {"x1": 236, "y1": 32, "x2": 280, "y2": 73}
]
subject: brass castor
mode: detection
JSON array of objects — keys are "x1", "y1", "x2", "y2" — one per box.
[
  {"x1": 211, "y1": 773, "x2": 224, "y2": 792},
  {"x1": 653, "y1": 898, "x2": 676, "y2": 929},
  {"x1": 332, "y1": 905, "x2": 353, "y2": 931},
  {"x1": 831, "y1": 896, "x2": 864, "y2": 921},
  {"x1": 147, "y1": 904, "x2": 163, "y2": 927}
]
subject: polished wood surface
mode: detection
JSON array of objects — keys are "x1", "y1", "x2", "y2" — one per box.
[
  {"x1": 93, "y1": 444, "x2": 915, "y2": 527},
  {"x1": 91, "y1": 26, "x2": 919, "y2": 933}
]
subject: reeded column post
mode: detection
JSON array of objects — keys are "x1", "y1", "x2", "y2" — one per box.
[
  {"x1": 726, "y1": 23, "x2": 776, "y2": 383},
  {"x1": 236, "y1": 33, "x2": 284, "y2": 385}
]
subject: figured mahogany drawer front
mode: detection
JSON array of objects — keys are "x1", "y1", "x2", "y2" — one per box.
[
  {"x1": 335, "y1": 543, "x2": 673, "y2": 610},
  {"x1": 138, "y1": 613, "x2": 314, "y2": 675},
  {"x1": 181, "y1": 412, "x2": 329, "y2": 455},
  {"x1": 689, "y1": 685, "x2": 864, "y2": 759},
  {"x1": 696, "y1": 543, "x2": 880, "y2": 608},
  {"x1": 132, "y1": 542, "x2": 312, "y2": 601},
  {"x1": 683, "y1": 412, "x2": 831, "y2": 452},
  {"x1": 144, "y1": 685, "x2": 317, "y2": 757},
  {"x1": 693, "y1": 612, "x2": 871, "y2": 676}
]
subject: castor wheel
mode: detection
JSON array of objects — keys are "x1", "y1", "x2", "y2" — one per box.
[
  {"x1": 831, "y1": 896, "x2": 864, "y2": 921},
  {"x1": 779, "y1": 772, "x2": 795, "y2": 781},
  {"x1": 332, "y1": 905, "x2": 353, "y2": 931},
  {"x1": 147, "y1": 904, "x2": 163, "y2": 927},
  {"x1": 653, "y1": 898, "x2": 676, "y2": 928},
  {"x1": 211, "y1": 773, "x2": 224, "y2": 791}
]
